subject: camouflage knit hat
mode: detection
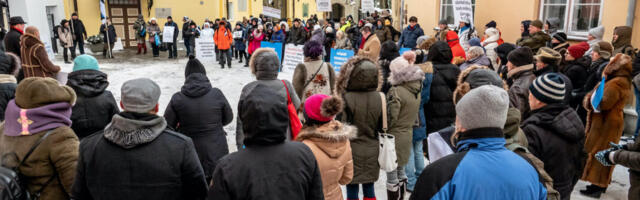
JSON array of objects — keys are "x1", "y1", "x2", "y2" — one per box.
[
  {"x1": 592, "y1": 41, "x2": 613, "y2": 60},
  {"x1": 534, "y1": 47, "x2": 562, "y2": 65}
]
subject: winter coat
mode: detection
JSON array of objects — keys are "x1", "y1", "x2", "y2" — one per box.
[
  {"x1": 410, "y1": 128, "x2": 547, "y2": 200},
  {"x1": 183, "y1": 27, "x2": 200, "y2": 46},
  {"x1": 446, "y1": 31, "x2": 466, "y2": 60},
  {"x1": 575, "y1": 59, "x2": 609, "y2": 123},
  {"x1": 347, "y1": 26, "x2": 362, "y2": 50},
  {"x1": 58, "y1": 27, "x2": 73, "y2": 48},
  {"x1": 357, "y1": 34, "x2": 381, "y2": 62},
  {"x1": 182, "y1": 21, "x2": 191, "y2": 39},
  {"x1": 147, "y1": 23, "x2": 161, "y2": 38},
  {"x1": 561, "y1": 57, "x2": 590, "y2": 109},
  {"x1": 70, "y1": 19, "x2": 87, "y2": 40},
  {"x1": 522, "y1": 104, "x2": 586, "y2": 200},
  {"x1": 164, "y1": 73, "x2": 233, "y2": 180},
  {"x1": 133, "y1": 18, "x2": 146, "y2": 41},
  {"x1": 0, "y1": 67, "x2": 17, "y2": 121},
  {"x1": 235, "y1": 48, "x2": 301, "y2": 150},
  {"x1": 233, "y1": 28, "x2": 247, "y2": 51},
  {"x1": 287, "y1": 26, "x2": 307, "y2": 45},
  {"x1": 375, "y1": 26, "x2": 393, "y2": 44},
  {"x1": 517, "y1": 31, "x2": 551, "y2": 53},
  {"x1": 4, "y1": 28, "x2": 22, "y2": 57},
  {"x1": 379, "y1": 59, "x2": 393, "y2": 94},
  {"x1": 293, "y1": 60, "x2": 336, "y2": 101},
  {"x1": 424, "y1": 42, "x2": 460, "y2": 134},
  {"x1": 507, "y1": 64, "x2": 536, "y2": 119},
  {"x1": 164, "y1": 21, "x2": 179, "y2": 41},
  {"x1": 336, "y1": 56, "x2": 383, "y2": 184},
  {"x1": 414, "y1": 63, "x2": 434, "y2": 142},
  {"x1": 553, "y1": 42, "x2": 569, "y2": 60},
  {"x1": 296, "y1": 120, "x2": 355, "y2": 200},
  {"x1": 457, "y1": 26, "x2": 478, "y2": 51},
  {"x1": 0, "y1": 124, "x2": 78, "y2": 200},
  {"x1": 387, "y1": 64, "x2": 424, "y2": 166},
  {"x1": 99, "y1": 23, "x2": 117, "y2": 44},
  {"x1": 483, "y1": 28, "x2": 500, "y2": 68},
  {"x1": 215, "y1": 26, "x2": 233, "y2": 50},
  {"x1": 67, "y1": 70, "x2": 119, "y2": 139},
  {"x1": 248, "y1": 31, "x2": 264, "y2": 55},
  {"x1": 20, "y1": 33, "x2": 60, "y2": 78},
  {"x1": 271, "y1": 30, "x2": 286, "y2": 43},
  {"x1": 398, "y1": 24, "x2": 424, "y2": 48},
  {"x1": 334, "y1": 36, "x2": 352, "y2": 50},
  {"x1": 611, "y1": 136, "x2": 640, "y2": 200},
  {"x1": 310, "y1": 29, "x2": 325, "y2": 44},
  {"x1": 72, "y1": 113, "x2": 208, "y2": 200},
  {"x1": 581, "y1": 53, "x2": 633, "y2": 188},
  {"x1": 459, "y1": 55, "x2": 492, "y2": 71}
]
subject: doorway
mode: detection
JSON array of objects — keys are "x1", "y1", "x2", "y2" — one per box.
[
  {"x1": 331, "y1": 3, "x2": 344, "y2": 22},
  {"x1": 108, "y1": 0, "x2": 141, "y2": 48}
]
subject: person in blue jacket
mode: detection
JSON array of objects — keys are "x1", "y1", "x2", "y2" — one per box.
[
  {"x1": 410, "y1": 85, "x2": 547, "y2": 200},
  {"x1": 398, "y1": 16, "x2": 424, "y2": 49}
]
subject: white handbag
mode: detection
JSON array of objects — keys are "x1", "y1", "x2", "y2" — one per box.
[{"x1": 378, "y1": 92, "x2": 398, "y2": 172}]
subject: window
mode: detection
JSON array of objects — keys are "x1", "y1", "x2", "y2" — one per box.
[
  {"x1": 440, "y1": 0, "x2": 475, "y2": 25},
  {"x1": 539, "y1": 0, "x2": 602, "y2": 38},
  {"x1": 238, "y1": 0, "x2": 247, "y2": 12}
]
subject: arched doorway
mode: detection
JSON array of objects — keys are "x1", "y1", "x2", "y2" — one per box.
[{"x1": 331, "y1": 3, "x2": 344, "y2": 22}]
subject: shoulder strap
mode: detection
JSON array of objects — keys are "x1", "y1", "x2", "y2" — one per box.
[
  {"x1": 281, "y1": 80, "x2": 292, "y2": 104},
  {"x1": 379, "y1": 92, "x2": 387, "y2": 133},
  {"x1": 18, "y1": 130, "x2": 55, "y2": 168},
  {"x1": 302, "y1": 62, "x2": 325, "y2": 90}
]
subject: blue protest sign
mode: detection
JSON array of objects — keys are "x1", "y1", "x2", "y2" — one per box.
[
  {"x1": 260, "y1": 41, "x2": 283, "y2": 62},
  {"x1": 399, "y1": 47, "x2": 412, "y2": 55},
  {"x1": 330, "y1": 48, "x2": 355, "y2": 72}
]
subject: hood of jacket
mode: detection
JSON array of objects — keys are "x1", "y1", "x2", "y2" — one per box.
[
  {"x1": 523, "y1": 104, "x2": 585, "y2": 142},
  {"x1": 103, "y1": 113, "x2": 167, "y2": 149},
  {"x1": 181, "y1": 73, "x2": 212, "y2": 97},
  {"x1": 613, "y1": 26, "x2": 632, "y2": 49},
  {"x1": 428, "y1": 41, "x2": 454, "y2": 65},
  {"x1": 504, "y1": 107, "x2": 522, "y2": 138},
  {"x1": 546, "y1": 18, "x2": 561, "y2": 33},
  {"x1": 20, "y1": 33, "x2": 42, "y2": 48},
  {"x1": 336, "y1": 56, "x2": 382, "y2": 94},
  {"x1": 389, "y1": 64, "x2": 424, "y2": 86},
  {"x1": 67, "y1": 70, "x2": 109, "y2": 97},
  {"x1": 507, "y1": 64, "x2": 535, "y2": 79},
  {"x1": 249, "y1": 48, "x2": 280, "y2": 80},
  {"x1": 466, "y1": 55, "x2": 492, "y2": 67},
  {"x1": 296, "y1": 120, "x2": 356, "y2": 158},
  {"x1": 0, "y1": 52, "x2": 20, "y2": 75}
]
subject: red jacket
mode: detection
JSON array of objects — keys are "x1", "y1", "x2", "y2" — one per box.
[
  {"x1": 214, "y1": 25, "x2": 233, "y2": 50},
  {"x1": 446, "y1": 31, "x2": 466, "y2": 60}
]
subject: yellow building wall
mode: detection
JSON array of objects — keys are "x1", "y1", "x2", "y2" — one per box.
[
  {"x1": 600, "y1": 0, "x2": 629, "y2": 45},
  {"x1": 148, "y1": 0, "x2": 222, "y2": 30},
  {"x1": 405, "y1": 0, "x2": 438, "y2": 36},
  {"x1": 474, "y1": 0, "x2": 538, "y2": 44},
  {"x1": 289, "y1": 0, "x2": 323, "y2": 20},
  {"x1": 63, "y1": 0, "x2": 105, "y2": 37}
]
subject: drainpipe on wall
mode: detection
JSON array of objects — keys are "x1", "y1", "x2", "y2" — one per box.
[{"x1": 627, "y1": 0, "x2": 637, "y2": 26}]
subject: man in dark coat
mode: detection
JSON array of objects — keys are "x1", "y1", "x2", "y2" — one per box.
[
  {"x1": 424, "y1": 41, "x2": 460, "y2": 135},
  {"x1": 517, "y1": 20, "x2": 550, "y2": 53},
  {"x1": 4, "y1": 17, "x2": 25, "y2": 58},
  {"x1": 67, "y1": 55, "x2": 119, "y2": 138},
  {"x1": 208, "y1": 73, "x2": 323, "y2": 199},
  {"x1": 506, "y1": 47, "x2": 536, "y2": 119},
  {"x1": 522, "y1": 73, "x2": 586, "y2": 200},
  {"x1": 72, "y1": 78, "x2": 208, "y2": 200},
  {"x1": 182, "y1": 17, "x2": 193, "y2": 57},
  {"x1": 562, "y1": 42, "x2": 590, "y2": 110},
  {"x1": 397, "y1": 16, "x2": 424, "y2": 49},
  {"x1": 165, "y1": 16, "x2": 179, "y2": 59},
  {"x1": 164, "y1": 56, "x2": 233, "y2": 183},
  {"x1": 574, "y1": 41, "x2": 612, "y2": 123},
  {"x1": 286, "y1": 18, "x2": 306, "y2": 46},
  {"x1": 99, "y1": 18, "x2": 117, "y2": 58},
  {"x1": 532, "y1": 47, "x2": 573, "y2": 106},
  {"x1": 70, "y1": 13, "x2": 88, "y2": 55}
]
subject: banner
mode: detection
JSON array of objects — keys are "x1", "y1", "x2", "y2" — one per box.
[
  {"x1": 317, "y1": 0, "x2": 331, "y2": 12},
  {"x1": 361, "y1": 0, "x2": 374, "y2": 13},
  {"x1": 260, "y1": 41, "x2": 283, "y2": 62},
  {"x1": 330, "y1": 48, "x2": 354, "y2": 72},
  {"x1": 282, "y1": 44, "x2": 305, "y2": 73},
  {"x1": 100, "y1": 0, "x2": 107, "y2": 23},
  {"x1": 162, "y1": 26, "x2": 175, "y2": 43},
  {"x1": 453, "y1": 0, "x2": 474, "y2": 26},
  {"x1": 263, "y1": 7, "x2": 281, "y2": 18},
  {"x1": 195, "y1": 37, "x2": 216, "y2": 63}
]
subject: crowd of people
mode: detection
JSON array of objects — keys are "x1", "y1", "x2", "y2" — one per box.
[{"x1": 0, "y1": 10, "x2": 639, "y2": 200}]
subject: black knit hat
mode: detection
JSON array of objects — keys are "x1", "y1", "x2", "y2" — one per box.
[
  {"x1": 507, "y1": 47, "x2": 534, "y2": 67},
  {"x1": 529, "y1": 73, "x2": 565, "y2": 104},
  {"x1": 485, "y1": 20, "x2": 497, "y2": 28},
  {"x1": 185, "y1": 55, "x2": 206, "y2": 78},
  {"x1": 552, "y1": 32, "x2": 567, "y2": 43},
  {"x1": 495, "y1": 43, "x2": 517, "y2": 65}
]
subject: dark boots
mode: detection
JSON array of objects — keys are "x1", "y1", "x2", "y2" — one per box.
[
  {"x1": 579, "y1": 184, "x2": 606, "y2": 198},
  {"x1": 386, "y1": 181, "x2": 405, "y2": 200}
]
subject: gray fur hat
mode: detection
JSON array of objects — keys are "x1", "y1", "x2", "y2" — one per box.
[{"x1": 455, "y1": 85, "x2": 509, "y2": 130}]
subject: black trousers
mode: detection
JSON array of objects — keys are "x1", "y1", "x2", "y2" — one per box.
[
  {"x1": 167, "y1": 40, "x2": 177, "y2": 58},
  {"x1": 219, "y1": 49, "x2": 232, "y2": 67},
  {"x1": 73, "y1": 39, "x2": 85, "y2": 54}
]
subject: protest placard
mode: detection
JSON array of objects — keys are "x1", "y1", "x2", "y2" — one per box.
[
  {"x1": 330, "y1": 48, "x2": 354, "y2": 72},
  {"x1": 317, "y1": 0, "x2": 331, "y2": 12},
  {"x1": 195, "y1": 37, "x2": 216, "y2": 63},
  {"x1": 163, "y1": 26, "x2": 175, "y2": 43},
  {"x1": 260, "y1": 41, "x2": 283, "y2": 62},
  {"x1": 282, "y1": 44, "x2": 305, "y2": 72},
  {"x1": 453, "y1": 0, "x2": 474, "y2": 26}
]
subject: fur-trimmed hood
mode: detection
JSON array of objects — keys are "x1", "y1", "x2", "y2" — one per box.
[
  {"x1": 249, "y1": 48, "x2": 280, "y2": 80},
  {"x1": 103, "y1": 113, "x2": 167, "y2": 149},
  {"x1": 0, "y1": 52, "x2": 20, "y2": 75},
  {"x1": 296, "y1": 120, "x2": 356, "y2": 158},
  {"x1": 603, "y1": 53, "x2": 633, "y2": 79},
  {"x1": 389, "y1": 61, "x2": 424, "y2": 86},
  {"x1": 507, "y1": 64, "x2": 534, "y2": 79},
  {"x1": 335, "y1": 56, "x2": 382, "y2": 95}
]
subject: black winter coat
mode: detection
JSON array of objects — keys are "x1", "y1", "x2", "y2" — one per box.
[
  {"x1": 4, "y1": 28, "x2": 21, "y2": 57},
  {"x1": 70, "y1": 19, "x2": 87, "y2": 40},
  {"x1": 164, "y1": 73, "x2": 233, "y2": 180},
  {"x1": 522, "y1": 104, "x2": 586, "y2": 200},
  {"x1": 287, "y1": 26, "x2": 307, "y2": 45},
  {"x1": 67, "y1": 70, "x2": 119, "y2": 138},
  {"x1": 575, "y1": 59, "x2": 609, "y2": 123},
  {"x1": 561, "y1": 57, "x2": 590, "y2": 109},
  {"x1": 99, "y1": 24, "x2": 117, "y2": 44},
  {"x1": 424, "y1": 41, "x2": 459, "y2": 133},
  {"x1": 0, "y1": 79, "x2": 15, "y2": 121}
]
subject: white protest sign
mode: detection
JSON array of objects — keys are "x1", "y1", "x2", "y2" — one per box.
[
  {"x1": 361, "y1": 0, "x2": 374, "y2": 13},
  {"x1": 233, "y1": 30, "x2": 243, "y2": 39},
  {"x1": 263, "y1": 7, "x2": 281, "y2": 18},
  {"x1": 195, "y1": 37, "x2": 216, "y2": 63},
  {"x1": 282, "y1": 44, "x2": 305, "y2": 72},
  {"x1": 163, "y1": 26, "x2": 175, "y2": 43},
  {"x1": 317, "y1": 0, "x2": 331, "y2": 12},
  {"x1": 453, "y1": 0, "x2": 474, "y2": 26}
]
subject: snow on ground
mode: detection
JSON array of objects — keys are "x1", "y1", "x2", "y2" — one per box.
[{"x1": 54, "y1": 49, "x2": 630, "y2": 199}]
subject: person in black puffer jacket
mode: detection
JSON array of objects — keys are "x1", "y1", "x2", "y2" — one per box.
[
  {"x1": 378, "y1": 41, "x2": 400, "y2": 94},
  {"x1": 562, "y1": 42, "x2": 591, "y2": 110},
  {"x1": 522, "y1": 73, "x2": 586, "y2": 200},
  {"x1": 0, "y1": 50, "x2": 19, "y2": 121},
  {"x1": 424, "y1": 41, "x2": 460, "y2": 134},
  {"x1": 164, "y1": 56, "x2": 233, "y2": 182},
  {"x1": 574, "y1": 41, "x2": 612, "y2": 124},
  {"x1": 67, "y1": 55, "x2": 119, "y2": 138}
]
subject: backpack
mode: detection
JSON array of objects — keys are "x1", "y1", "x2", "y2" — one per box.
[{"x1": 0, "y1": 130, "x2": 56, "y2": 200}]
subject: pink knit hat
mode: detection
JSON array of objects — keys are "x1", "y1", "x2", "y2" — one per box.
[{"x1": 303, "y1": 94, "x2": 343, "y2": 122}]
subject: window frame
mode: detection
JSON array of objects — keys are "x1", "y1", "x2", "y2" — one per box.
[
  {"x1": 439, "y1": 0, "x2": 476, "y2": 27},
  {"x1": 538, "y1": 0, "x2": 604, "y2": 40}
]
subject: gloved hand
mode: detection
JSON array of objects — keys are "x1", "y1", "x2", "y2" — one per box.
[
  {"x1": 609, "y1": 142, "x2": 626, "y2": 150},
  {"x1": 595, "y1": 147, "x2": 617, "y2": 166}
]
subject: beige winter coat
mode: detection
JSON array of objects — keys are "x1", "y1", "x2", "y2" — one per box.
[
  {"x1": 58, "y1": 27, "x2": 73, "y2": 48},
  {"x1": 297, "y1": 120, "x2": 355, "y2": 200}
]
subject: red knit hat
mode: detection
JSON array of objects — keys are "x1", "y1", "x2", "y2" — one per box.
[
  {"x1": 567, "y1": 42, "x2": 590, "y2": 59},
  {"x1": 303, "y1": 94, "x2": 343, "y2": 123}
]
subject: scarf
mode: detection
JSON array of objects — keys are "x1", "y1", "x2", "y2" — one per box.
[
  {"x1": 11, "y1": 26, "x2": 23, "y2": 35},
  {"x1": 3, "y1": 100, "x2": 72, "y2": 136}
]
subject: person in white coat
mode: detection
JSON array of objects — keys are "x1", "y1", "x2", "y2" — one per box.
[{"x1": 482, "y1": 27, "x2": 500, "y2": 70}]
